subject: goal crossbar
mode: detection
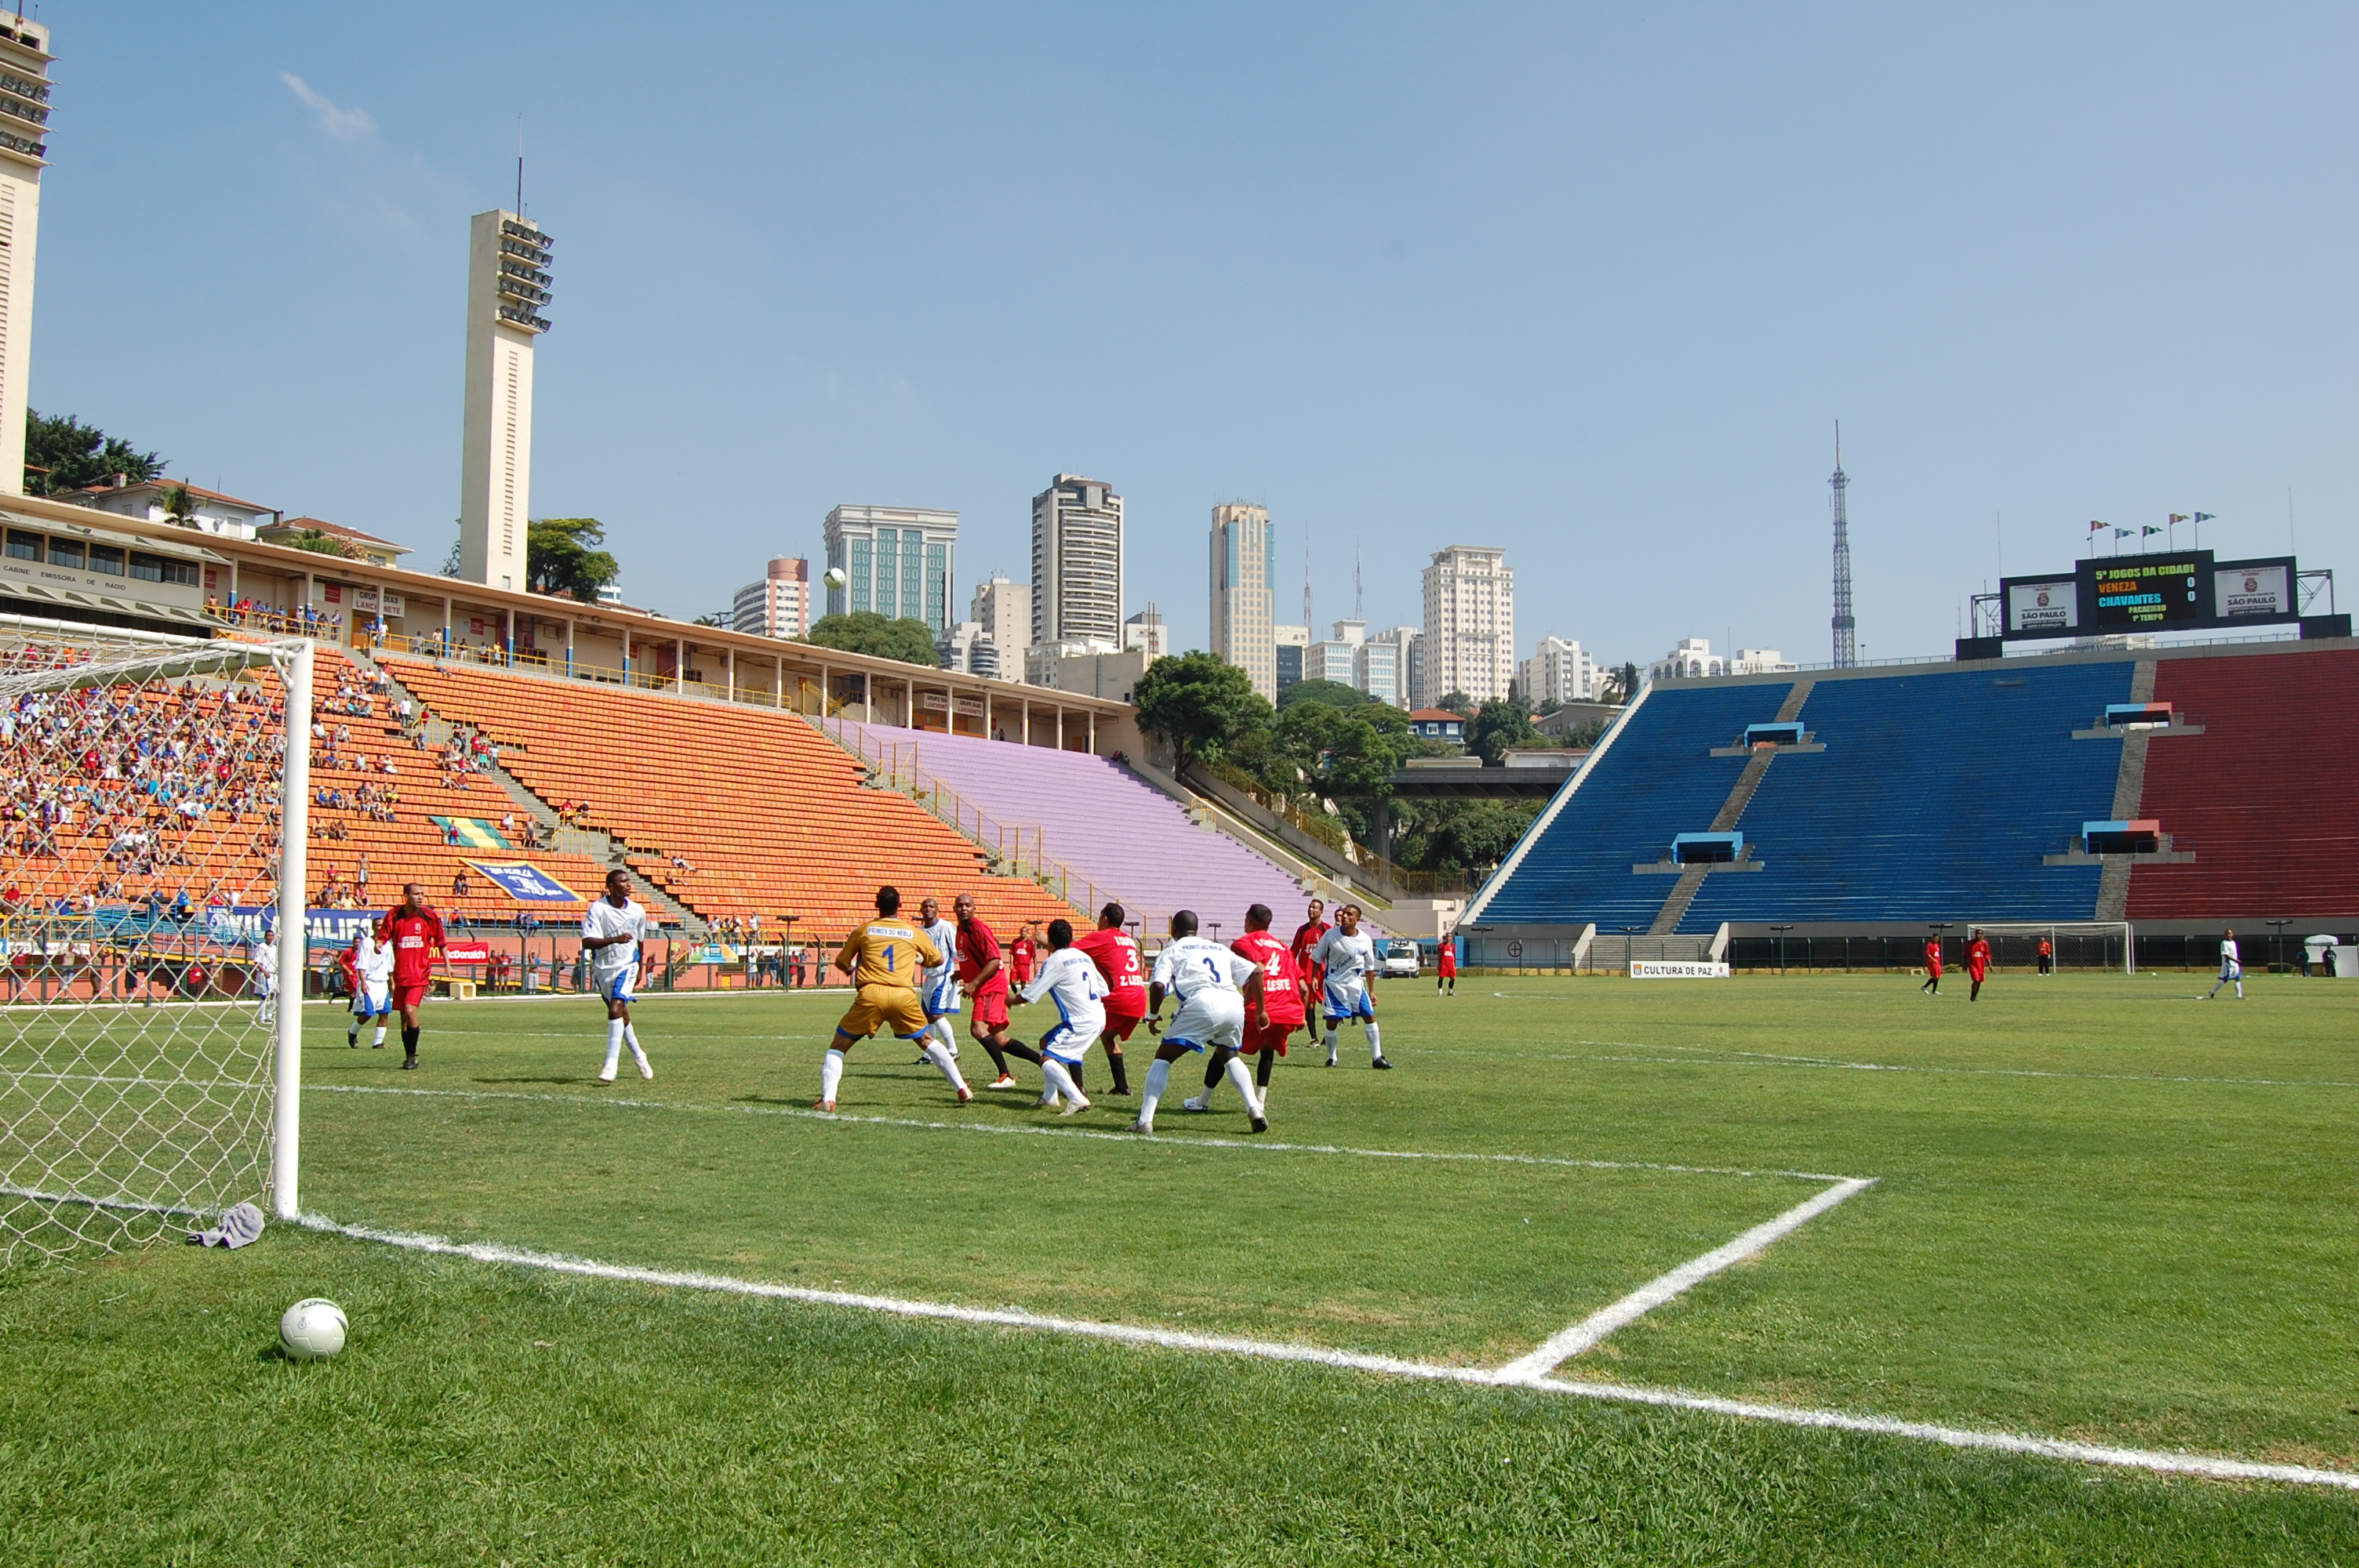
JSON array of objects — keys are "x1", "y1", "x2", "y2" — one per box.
[{"x1": 1965, "y1": 921, "x2": 2134, "y2": 975}]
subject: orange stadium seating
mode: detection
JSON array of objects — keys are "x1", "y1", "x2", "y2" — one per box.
[{"x1": 382, "y1": 654, "x2": 1077, "y2": 939}]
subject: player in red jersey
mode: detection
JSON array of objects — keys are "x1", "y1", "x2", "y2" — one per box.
[
  {"x1": 1290, "y1": 898, "x2": 1330, "y2": 1004},
  {"x1": 1070, "y1": 902, "x2": 1146, "y2": 1095},
  {"x1": 1919, "y1": 935, "x2": 1943, "y2": 996},
  {"x1": 1189, "y1": 902, "x2": 1305, "y2": 1112},
  {"x1": 1966, "y1": 928, "x2": 1991, "y2": 1002},
  {"x1": 1009, "y1": 925, "x2": 1038, "y2": 986},
  {"x1": 1436, "y1": 931, "x2": 1458, "y2": 995},
  {"x1": 954, "y1": 891, "x2": 1041, "y2": 1087},
  {"x1": 376, "y1": 883, "x2": 448, "y2": 1069}
]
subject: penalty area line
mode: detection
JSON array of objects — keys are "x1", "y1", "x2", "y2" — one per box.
[{"x1": 296, "y1": 1211, "x2": 2359, "y2": 1492}]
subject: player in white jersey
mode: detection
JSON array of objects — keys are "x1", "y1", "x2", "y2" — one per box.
[
  {"x1": 347, "y1": 927, "x2": 394, "y2": 1049},
  {"x1": 1011, "y1": 917, "x2": 1106, "y2": 1116},
  {"x1": 1134, "y1": 909, "x2": 1270, "y2": 1135},
  {"x1": 2204, "y1": 927, "x2": 2245, "y2": 1000},
  {"x1": 1310, "y1": 904, "x2": 1391, "y2": 1069},
  {"x1": 914, "y1": 896, "x2": 964, "y2": 1065},
  {"x1": 582, "y1": 869, "x2": 653, "y2": 1082},
  {"x1": 249, "y1": 924, "x2": 277, "y2": 1030}
]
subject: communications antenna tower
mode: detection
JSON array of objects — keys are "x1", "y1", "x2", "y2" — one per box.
[{"x1": 1830, "y1": 422, "x2": 1857, "y2": 667}]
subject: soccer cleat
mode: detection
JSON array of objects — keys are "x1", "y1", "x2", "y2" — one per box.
[
  {"x1": 1036, "y1": 1093, "x2": 1060, "y2": 1109},
  {"x1": 956, "y1": 1087, "x2": 975, "y2": 1104},
  {"x1": 400, "y1": 1058, "x2": 419, "y2": 1071},
  {"x1": 597, "y1": 1069, "x2": 616, "y2": 1084},
  {"x1": 1249, "y1": 1115, "x2": 1269, "y2": 1134},
  {"x1": 814, "y1": 1098, "x2": 836, "y2": 1113},
  {"x1": 638, "y1": 1062, "x2": 654, "y2": 1080},
  {"x1": 372, "y1": 1040, "x2": 386, "y2": 1048},
  {"x1": 1059, "y1": 1096, "x2": 1092, "y2": 1116},
  {"x1": 1129, "y1": 1118, "x2": 1153, "y2": 1134},
  {"x1": 912, "y1": 1052, "x2": 933, "y2": 1066},
  {"x1": 1372, "y1": 1058, "x2": 1394, "y2": 1070},
  {"x1": 1180, "y1": 1095, "x2": 1212, "y2": 1112},
  {"x1": 989, "y1": 1074, "x2": 1018, "y2": 1089},
  {"x1": 1324, "y1": 1056, "x2": 1337, "y2": 1068}
]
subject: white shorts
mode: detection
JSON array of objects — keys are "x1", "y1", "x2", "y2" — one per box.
[
  {"x1": 1166, "y1": 989, "x2": 1246, "y2": 1054},
  {"x1": 925, "y1": 975, "x2": 961, "y2": 1018},
  {"x1": 597, "y1": 963, "x2": 638, "y2": 1004},
  {"x1": 353, "y1": 982, "x2": 391, "y2": 1015},
  {"x1": 2221, "y1": 962, "x2": 2242, "y2": 980},
  {"x1": 1323, "y1": 980, "x2": 1375, "y2": 1022},
  {"x1": 1039, "y1": 1014, "x2": 1104, "y2": 1065}
]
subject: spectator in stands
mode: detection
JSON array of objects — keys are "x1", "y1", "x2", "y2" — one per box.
[
  {"x1": 453, "y1": 867, "x2": 472, "y2": 899},
  {"x1": 355, "y1": 855, "x2": 370, "y2": 901}
]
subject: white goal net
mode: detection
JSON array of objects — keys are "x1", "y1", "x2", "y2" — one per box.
[
  {"x1": 1964, "y1": 921, "x2": 2134, "y2": 975},
  {"x1": 0, "y1": 616, "x2": 311, "y2": 1264}
]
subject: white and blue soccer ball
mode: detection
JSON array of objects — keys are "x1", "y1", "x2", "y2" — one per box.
[{"x1": 279, "y1": 1297, "x2": 347, "y2": 1359}]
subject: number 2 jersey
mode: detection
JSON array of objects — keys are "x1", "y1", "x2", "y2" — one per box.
[{"x1": 1071, "y1": 926, "x2": 1149, "y2": 1018}]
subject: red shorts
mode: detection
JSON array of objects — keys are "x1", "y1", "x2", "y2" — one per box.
[
  {"x1": 391, "y1": 982, "x2": 430, "y2": 1012},
  {"x1": 1244, "y1": 1017, "x2": 1299, "y2": 1056},
  {"x1": 972, "y1": 989, "x2": 1010, "y2": 1029},
  {"x1": 1100, "y1": 1011, "x2": 1144, "y2": 1044}
]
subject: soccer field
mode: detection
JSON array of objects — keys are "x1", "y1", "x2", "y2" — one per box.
[{"x1": 7, "y1": 971, "x2": 2359, "y2": 1563}]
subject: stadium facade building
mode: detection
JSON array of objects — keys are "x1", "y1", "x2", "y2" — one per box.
[
  {"x1": 1031, "y1": 475, "x2": 1122, "y2": 648},
  {"x1": 0, "y1": 14, "x2": 49, "y2": 498},
  {"x1": 823, "y1": 505, "x2": 958, "y2": 634},
  {"x1": 1419, "y1": 545, "x2": 1514, "y2": 706},
  {"x1": 1209, "y1": 502, "x2": 1277, "y2": 699},
  {"x1": 1457, "y1": 633, "x2": 2359, "y2": 970},
  {"x1": 457, "y1": 210, "x2": 553, "y2": 593},
  {"x1": 730, "y1": 557, "x2": 810, "y2": 641}
]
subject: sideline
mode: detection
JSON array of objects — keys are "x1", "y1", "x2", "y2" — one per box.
[{"x1": 296, "y1": 1211, "x2": 2359, "y2": 1493}]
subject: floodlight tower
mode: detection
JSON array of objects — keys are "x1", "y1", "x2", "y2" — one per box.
[
  {"x1": 1830, "y1": 423, "x2": 1857, "y2": 668},
  {"x1": 457, "y1": 209, "x2": 554, "y2": 590},
  {"x1": 0, "y1": 15, "x2": 53, "y2": 497}
]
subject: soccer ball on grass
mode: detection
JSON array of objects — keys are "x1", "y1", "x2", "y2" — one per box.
[{"x1": 279, "y1": 1297, "x2": 348, "y2": 1359}]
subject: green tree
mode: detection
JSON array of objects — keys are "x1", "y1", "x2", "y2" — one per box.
[
  {"x1": 157, "y1": 484, "x2": 202, "y2": 529},
  {"x1": 23, "y1": 410, "x2": 164, "y2": 496},
  {"x1": 286, "y1": 528, "x2": 364, "y2": 560},
  {"x1": 1394, "y1": 797, "x2": 1541, "y2": 873},
  {"x1": 526, "y1": 517, "x2": 621, "y2": 604},
  {"x1": 1466, "y1": 699, "x2": 1543, "y2": 764},
  {"x1": 805, "y1": 612, "x2": 943, "y2": 666},
  {"x1": 1435, "y1": 691, "x2": 1476, "y2": 719},
  {"x1": 1263, "y1": 698, "x2": 1420, "y2": 840},
  {"x1": 1277, "y1": 678, "x2": 1370, "y2": 711},
  {"x1": 1132, "y1": 651, "x2": 1273, "y2": 770}
]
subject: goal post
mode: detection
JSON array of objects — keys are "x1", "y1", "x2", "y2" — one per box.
[
  {"x1": 0, "y1": 615, "x2": 311, "y2": 1263},
  {"x1": 1962, "y1": 920, "x2": 2135, "y2": 975}
]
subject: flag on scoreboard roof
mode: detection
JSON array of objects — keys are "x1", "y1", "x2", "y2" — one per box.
[
  {"x1": 431, "y1": 816, "x2": 514, "y2": 849},
  {"x1": 465, "y1": 862, "x2": 581, "y2": 902}
]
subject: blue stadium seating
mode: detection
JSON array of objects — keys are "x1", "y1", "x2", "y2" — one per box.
[
  {"x1": 1680, "y1": 662, "x2": 2132, "y2": 929},
  {"x1": 1475, "y1": 683, "x2": 1790, "y2": 928},
  {"x1": 1474, "y1": 659, "x2": 2135, "y2": 931}
]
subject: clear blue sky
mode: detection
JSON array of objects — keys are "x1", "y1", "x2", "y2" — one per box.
[{"x1": 31, "y1": 2, "x2": 2357, "y2": 664}]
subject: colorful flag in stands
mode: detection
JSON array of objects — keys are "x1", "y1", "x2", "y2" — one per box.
[
  {"x1": 467, "y1": 862, "x2": 580, "y2": 902},
  {"x1": 430, "y1": 816, "x2": 514, "y2": 849}
]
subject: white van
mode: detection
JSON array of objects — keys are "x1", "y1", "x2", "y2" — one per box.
[{"x1": 1381, "y1": 938, "x2": 1421, "y2": 979}]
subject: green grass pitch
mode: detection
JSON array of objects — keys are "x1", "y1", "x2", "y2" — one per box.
[{"x1": 6, "y1": 969, "x2": 2359, "y2": 1563}]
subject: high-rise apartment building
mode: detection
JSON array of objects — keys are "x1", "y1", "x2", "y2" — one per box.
[
  {"x1": 1368, "y1": 626, "x2": 1421, "y2": 710},
  {"x1": 1209, "y1": 503, "x2": 1275, "y2": 699},
  {"x1": 970, "y1": 574, "x2": 1029, "y2": 662},
  {"x1": 823, "y1": 505, "x2": 958, "y2": 634},
  {"x1": 1031, "y1": 475, "x2": 1122, "y2": 648},
  {"x1": 458, "y1": 210, "x2": 554, "y2": 590},
  {"x1": 1273, "y1": 623, "x2": 1309, "y2": 697},
  {"x1": 1306, "y1": 619, "x2": 1363, "y2": 687},
  {"x1": 1419, "y1": 546, "x2": 1514, "y2": 706},
  {"x1": 1518, "y1": 636, "x2": 1596, "y2": 709},
  {"x1": 0, "y1": 16, "x2": 50, "y2": 497},
  {"x1": 731, "y1": 557, "x2": 811, "y2": 640}
]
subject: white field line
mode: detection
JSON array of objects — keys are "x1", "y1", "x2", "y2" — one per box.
[
  {"x1": 1496, "y1": 1177, "x2": 1875, "y2": 1381},
  {"x1": 307, "y1": 1080, "x2": 1855, "y2": 1182},
  {"x1": 1555, "y1": 1040, "x2": 2359, "y2": 1092},
  {"x1": 297, "y1": 1211, "x2": 2359, "y2": 1492}
]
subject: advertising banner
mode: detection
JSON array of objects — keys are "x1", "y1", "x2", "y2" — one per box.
[
  {"x1": 1631, "y1": 961, "x2": 1731, "y2": 979},
  {"x1": 2215, "y1": 561, "x2": 2291, "y2": 619},
  {"x1": 2005, "y1": 579, "x2": 2078, "y2": 635},
  {"x1": 467, "y1": 862, "x2": 581, "y2": 902}
]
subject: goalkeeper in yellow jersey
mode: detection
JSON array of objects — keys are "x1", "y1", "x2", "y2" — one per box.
[{"x1": 820, "y1": 885, "x2": 974, "y2": 1112}]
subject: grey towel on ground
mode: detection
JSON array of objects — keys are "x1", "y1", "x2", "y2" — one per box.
[{"x1": 186, "y1": 1201, "x2": 265, "y2": 1249}]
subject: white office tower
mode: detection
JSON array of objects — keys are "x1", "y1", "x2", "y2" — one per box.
[
  {"x1": 1367, "y1": 626, "x2": 1421, "y2": 709},
  {"x1": 1032, "y1": 475, "x2": 1123, "y2": 647},
  {"x1": 1123, "y1": 605, "x2": 1170, "y2": 660},
  {"x1": 971, "y1": 575, "x2": 1029, "y2": 661},
  {"x1": 1419, "y1": 546, "x2": 1514, "y2": 706},
  {"x1": 823, "y1": 505, "x2": 958, "y2": 633},
  {"x1": 1209, "y1": 503, "x2": 1275, "y2": 699},
  {"x1": 731, "y1": 557, "x2": 810, "y2": 639},
  {"x1": 1307, "y1": 619, "x2": 1363, "y2": 686},
  {"x1": 0, "y1": 17, "x2": 50, "y2": 497},
  {"x1": 457, "y1": 211, "x2": 552, "y2": 590},
  {"x1": 1518, "y1": 636, "x2": 1597, "y2": 708}
]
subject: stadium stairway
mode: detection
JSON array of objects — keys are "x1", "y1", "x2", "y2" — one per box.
[
  {"x1": 376, "y1": 652, "x2": 1078, "y2": 941},
  {"x1": 823, "y1": 718, "x2": 1326, "y2": 937}
]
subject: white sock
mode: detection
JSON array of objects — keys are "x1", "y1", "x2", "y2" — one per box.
[
  {"x1": 1324, "y1": 1028, "x2": 1338, "y2": 1061},
  {"x1": 603, "y1": 1018, "x2": 625, "y2": 1076},
  {"x1": 347, "y1": 1020, "x2": 358, "y2": 1044},
  {"x1": 821, "y1": 1047, "x2": 845, "y2": 1105},
  {"x1": 373, "y1": 1023, "x2": 387, "y2": 1046},
  {"x1": 1041, "y1": 1058, "x2": 1085, "y2": 1105},
  {"x1": 625, "y1": 1022, "x2": 649, "y2": 1069},
  {"x1": 1223, "y1": 1055, "x2": 1263, "y2": 1118},
  {"x1": 1140, "y1": 1058, "x2": 1171, "y2": 1129},
  {"x1": 924, "y1": 1039, "x2": 970, "y2": 1094},
  {"x1": 1366, "y1": 1021, "x2": 1383, "y2": 1061}
]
